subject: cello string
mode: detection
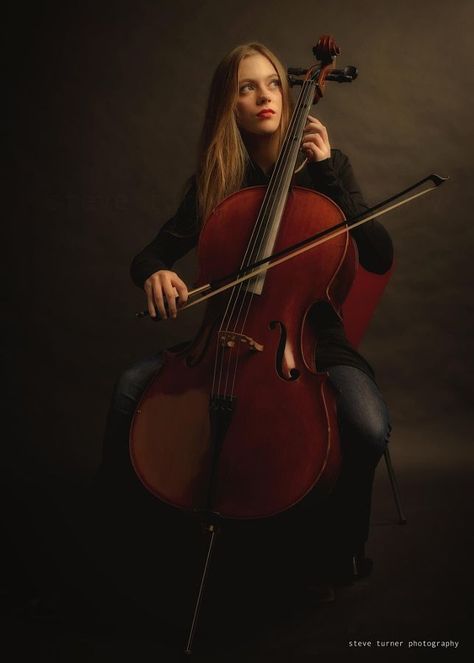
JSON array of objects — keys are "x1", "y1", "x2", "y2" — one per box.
[
  {"x1": 227, "y1": 80, "x2": 316, "y2": 397},
  {"x1": 224, "y1": 79, "x2": 314, "y2": 397},
  {"x1": 211, "y1": 78, "x2": 313, "y2": 397},
  {"x1": 227, "y1": 88, "x2": 313, "y2": 396},
  {"x1": 217, "y1": 79, "x2": 314, "y2": 397}
]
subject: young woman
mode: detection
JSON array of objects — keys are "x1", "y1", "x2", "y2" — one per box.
[{"x1": 102, "y1": 42, "x2": 393, "y2": 587}]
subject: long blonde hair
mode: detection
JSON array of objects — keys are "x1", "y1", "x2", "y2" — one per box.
[{"x1": 196, "y1": 43, "x2": 293, "y2": 224}]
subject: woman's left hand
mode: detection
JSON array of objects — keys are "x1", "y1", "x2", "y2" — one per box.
[{"x1": 302, "y1": 115, "x2": 331, "y2": 162}]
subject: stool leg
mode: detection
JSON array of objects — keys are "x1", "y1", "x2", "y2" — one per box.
[{"x1": 384, "y1": 446, "x2": 407, "y2": 525}]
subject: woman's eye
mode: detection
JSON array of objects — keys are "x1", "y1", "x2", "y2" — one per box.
[
  {"x1": 239, "y1": 79, "x2": 280, "y2": 94},
  {"x1": 240, "y1": 83, "x2": 253, "y2": 93}
]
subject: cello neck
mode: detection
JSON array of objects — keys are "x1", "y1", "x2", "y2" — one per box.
[{"x1": 243, "y1": 78, "x2": 316, "y2": 295}]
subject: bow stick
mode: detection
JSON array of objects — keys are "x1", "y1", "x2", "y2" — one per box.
[{"x1": 136, "y1": 173, "x2": 448, "y2": 320}]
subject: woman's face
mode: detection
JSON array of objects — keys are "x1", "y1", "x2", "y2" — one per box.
[{"x1": 234, "y1": 54, "x2": 282, "y2": 138}]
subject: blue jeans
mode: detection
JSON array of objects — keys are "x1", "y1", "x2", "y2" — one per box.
[
  {"x1": 101, "y1": 353, "x2": 165, "y2": 475},
  {"x1": 101, "y1": 355, "x2": 391, "y2": 551},
  {"x1": 324, "y1": 365, "x2": 391, "y2": 553},
  {"x1": 326, "y1": 365, "x2": 391, "y2": 466}
]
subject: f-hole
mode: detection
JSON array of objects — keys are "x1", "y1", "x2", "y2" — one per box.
[{"x1": 269, "y1": 320, "x2": 300, "y2": 381}]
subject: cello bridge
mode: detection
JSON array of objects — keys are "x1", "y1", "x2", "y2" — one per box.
[{"x1": 218, "y1": 332, "x2": 264, "y2": 352}]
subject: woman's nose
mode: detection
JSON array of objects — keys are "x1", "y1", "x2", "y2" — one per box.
[{"x1": 257, "y1": 91, "x2": 271, "y2": 105}]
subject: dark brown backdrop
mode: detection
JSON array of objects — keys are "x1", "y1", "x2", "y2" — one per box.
[
  {"x1": 8, "y1": 0, "x2": 473, "y2": 478},
  {"x1": 5, "y1": 0, "x2": 474, "y2": 654}
]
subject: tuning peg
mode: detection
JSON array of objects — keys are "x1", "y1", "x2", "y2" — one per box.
[
  {"x1": 326, "y1": 66, "x2": 358, "y2": 82},
  {"x1": 288, "y1": 75, "x2": 304, "y2": 87},
  {"x1": 287, "y1": 67, "x2": 308, "y2": 76}
]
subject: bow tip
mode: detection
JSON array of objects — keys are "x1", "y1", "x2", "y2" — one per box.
[{"x1": 430, "y1": 174, "x2": 449, "y2": 186}]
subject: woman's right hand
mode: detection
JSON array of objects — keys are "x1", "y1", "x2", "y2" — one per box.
[{"x1": 144, "y1": 270, "x2": 189, "y2": 320}]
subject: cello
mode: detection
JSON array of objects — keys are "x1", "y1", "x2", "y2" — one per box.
[
  {"x1": 130, "y1": 34, "x2": 352, "y2": 651},
  {"x1": 128, "y1": 36, "x2": 446, "y2": 652},
  {"x1": 131, "y1": 35, "x2": 349, "y2": 517}
]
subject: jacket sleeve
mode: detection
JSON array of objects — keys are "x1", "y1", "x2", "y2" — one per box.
[
  {"x1": 130, "y1": 178, "x2": 200, "y2": 289},
  {"x1": 306, "y1": 150, "x2": 394, "y2": 274}
]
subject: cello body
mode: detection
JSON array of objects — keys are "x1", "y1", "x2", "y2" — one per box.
[{"x1": 130, "y1": 185, "x2": 354, "y2": 518}]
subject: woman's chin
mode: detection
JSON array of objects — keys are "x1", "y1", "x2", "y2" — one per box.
[{"x1": 247, "y1": 126, "x2": 280, "y2": 139}]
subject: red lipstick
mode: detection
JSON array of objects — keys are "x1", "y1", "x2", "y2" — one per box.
[{"x1": 257, "y1": 109, "x2": 275, "y2": 118}]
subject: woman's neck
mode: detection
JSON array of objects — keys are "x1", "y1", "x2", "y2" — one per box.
[{"x1": 242, "y1": 132, "x2": 280, "y2": 175}]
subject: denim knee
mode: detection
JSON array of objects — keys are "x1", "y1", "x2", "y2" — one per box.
[
  {"x1": 111, "y1": 354, "x2": 163, "y2": 417},
  {"x1": 326, "y1": 365, "x2": 391, "y2": 465},
  {"x1": 350, "y1": 415, "x2": 390, "y2": 464}
]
